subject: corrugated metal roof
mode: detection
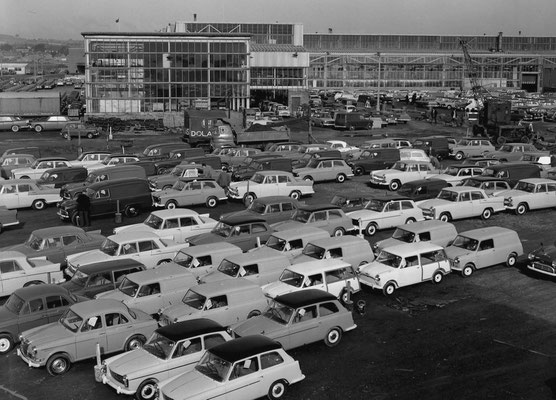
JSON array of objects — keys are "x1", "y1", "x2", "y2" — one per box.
[{"x1": 251, "y1": 44, "x2": 307, "y2": 52}]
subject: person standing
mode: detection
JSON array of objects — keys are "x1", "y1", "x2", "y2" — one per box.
[
  {"x1": 75, "y1": 192, "x2": 91, "y2": 227},
  {"x1": 431, "y1": 108, "x2": 438, "y2": 124}
]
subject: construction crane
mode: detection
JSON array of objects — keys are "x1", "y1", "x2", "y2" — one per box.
[{"x1": 459, "y1": 38, "x2": 489, "y2": 108}]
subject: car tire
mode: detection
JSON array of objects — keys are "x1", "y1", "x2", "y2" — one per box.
[
  {"x1": 157, "y1": 168, "x2": 168, "y2": 175},
  {"x1": 366, "y1": 123, "x2": 373, "y2": 130},
  {"x1": 165, "y1": 200, "x2": 178, "y2": 210},
  {"x1": 383, "y1": 282, "x2": 396, "y2": 296},
  {"x1": 365, "y1": 222, "x2": 377, "y2": 236},
  {"x1": 34, "y1": 125, "x2": 43, "y2": 133},
  {"x1": 439, "y1": 212, "x2": 451, "y2": 222},
  {"x1": 462, "y1": 264, "x2": 474, "y2": 277},
  {"x1": 339, "y1": 288, "x2": 353, "y2": 306},
  {"x1": 205, "y1": 196, "x2": 218, "y2": 208},
  {"x1": 455, "y1": 152, "x2": 464, "y2": 161},
  {"x1": 332, "y1": 227, "x2": 345, "y2": 237},
  {"x1": 247, "y1": 310, "x2": 261, "y2": 318},
  {"x1": 349, "y1": 125, "x2": 355, "y2": 131},
  {"x1": 506, "y1": 253, "x2": 518, "y2": 267},
  {"x1": 405, "y1": 217, "x2": 416, "y2": 224},
  {"x1": 20, "y1": 175, "x2": 30, "y2": 179},
  {"x1": 0, "y1": 334, "x2": 14, "y2": 355},
  {"x1": 481, "y1": 208, "x2": 493, "y2": 220},
  {"x1": 11, "y1": 125, "x2": 19, "y2": 132},
  {"x1": 32, "y1": 199, "x2": 46, "y2": 210},
  {"x1": 87, "y1": 133, "x2": 94, "y2": 139},
  {"x1": 303, "y1": 175, "x2": 313, "y2": 182},
  {"x1": 125, "y1": 205, "x2": 139, "y2": 218},
  {"x1": 267, "y1": 380, "x2": 288, "y2": 400},
  {"x1": 125, "y1": 335, "x2": 146, "y2": 351},
  {"x1": 336, "y1": 173, "x2": 346, "y2": 183},
  {"x1": 515, "y1": 203, "x2": 527, "y2": 215},
  {"x1": 432, "y1": 271, "x2": 443, "y2": 284},
  {"x1": 324, "y1": 327, "x2": 342, "y2": 347},
  {"x1": 162, "y1": 185, "x2": 173, "y2": 190},
  {"x1": 136, "y1": 379, "x2": 158, "y2": 400},
  {"x1": 244, "y1": 193, "x2": 256, "y2": 206},
  {"x1": 389, "y1": 180, "x2": 401, "y2": 191},
  {"x1": 354, "y1": 167, "x2": 364, "y2": 176},
  {"x1": 46, "y1": 353, "x2": 71, "y2": 375},
  {"x1": 289, "y1": 190, "x2": 301, "y2": 200}
]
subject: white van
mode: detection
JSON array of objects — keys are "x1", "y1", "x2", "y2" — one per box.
[
  {"x1": 171, "y1": 242, "x2": 243, "y2": 278},
  {"x1": 292, "y1": 235, "x2": 374, "y2": 267}
]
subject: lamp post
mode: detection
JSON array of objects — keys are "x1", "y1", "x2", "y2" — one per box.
[{"x1": 376, "y1": 52, "x2": 381, "y2": 112}]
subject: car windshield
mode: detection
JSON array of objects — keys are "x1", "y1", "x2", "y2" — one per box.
[
  {"x1": 248, "y1": 201, "x2": 266, "y2": 214},
  {"x1": 437, "y1": 190, "x2": 458, "y2": 202},
  {"x1": 60, "y1": 309, "x2": 83, "y2": 333},
  {"x1": 24, "y1": 233, "x2": 44, "y2": 250},
  {"x1": 292, "y1": 209, "x2": 311, "y2": 223},
  {"x1": 498, "y1": 145, "x2": 512, "y2": 153},
  {"x1": 100, "y1": 238, "x2": 120, "y2": 256},
  {"x1": 143, "y1": 332, "x2": 175, "y2": 359},
  {"x1": 363, "y1": 199, "x2": 386, "y2": 212},
  {"x1": 452, "y1": 235, "x2": 479, "y2": 251},
  {"x1": 173, "y1": 250, "x2": 195, "y2": 267},
  {"x1": 217, "y1": 259, "x2": 241, "y2": 277},
  {"x1": 306, "y1": 159, "x2": 319, "y2": 168},
  {"x1": 279, "y1": 269, "x2": 305, "y2": 287},
  {"x1": 251, "y1": 173, "x2": 265, "y2": 184},
  {"x1": 302, "y1": 243, "x2": 326, "y2": 259},
  {"x1": 85, "y1": 173, "x2": 98, "y2": 184},
  {"x1": 391, "y1": 161, "x2": 408, "y2": 171},
  {"x1": 182, "y1": 290, "x2": 206, "y2": 310},
  {"x1": 143, "y1": 214, "x2": 163, "y2": 230},
  {"x1": 514, "y1": 181, "x2": 536, "y2": 193},
  {"x1": 69, "y1": 270, "x2": 89, "y2": 287},
  {"x1": 265, "y1": 235, "x2": 287, "y2": 251},
  {"x1": 170, "y1": 166, "x2": 184, "y2": 176},
  {"x1": 442, "y1": 166, "x2": 460, "y2": 176},
  {"x1": 4, "y1": 293, "x2": 25, "y2": 314},
  {"x1": 119, "y1": 277, "x2": 140, "y2": 297},
  {"x1": 391, "y1": 228, "x2": 415, "y2": 243},
  {"x1": 195, "y1": 351, "x2": 231, "y2": 382},
  {"x1": 376, "y1": 251, "x2": 403, "y2": 268},
  {"x1": 173, "y1": 180, "x2": 186, "y2": 190},
  {"x1": 263, "y1": 300, "x2": 294, "y2": 325},
  {"x1": 29, "y1": 160, "x2": 40, "y2": 168},
  {"x1": 213, "y1": 221, "x2": 233, "y2": 237}
]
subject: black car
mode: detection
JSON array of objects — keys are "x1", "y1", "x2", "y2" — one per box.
[
  {"x1": 396, "y1": 179, "x2": 449, "y2": 202},
  {"x1": 348, "y1": 148, "x2": 400, "y2": 176}
]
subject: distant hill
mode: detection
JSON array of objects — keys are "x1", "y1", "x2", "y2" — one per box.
[{"x1": 0, "y1": 33, "x2": 81, "y2": 46}]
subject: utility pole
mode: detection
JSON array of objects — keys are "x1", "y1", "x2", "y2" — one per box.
[{"x1": 376, "y1": 52, "x2": 381, "y2": 112}]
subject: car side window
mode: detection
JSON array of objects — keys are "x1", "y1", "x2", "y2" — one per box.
[
  {"x1": 386, "y1": 202, "x2": 401, "y2": 212},
  {"x1": 294, "y1": 305, "x2": 317, "y2": 323},
  {"x1": 289, "y1": 239, "x2": 303, "y2": 250},
  {"x1": 164, "y1": 218, "x2": 180, "y2": 229},
  {"x1": 45, "y1": 237, "x2": 63, "y2": 248},
  {"x1": 82, "y1": 315, "x2": 102, "y2": 331},
  {"x1": 203, "y1": 181, "x2": 216, "y2": 189},
  {"x1": 114, "y1": 267, "x2": 141, "y2": 283},
  {"x1": 46, "y1": 295, "x2": 69, "y2": 309},
  {"x1": 137, "y1": 283, "x2": 161, "y2": 297},
  {"x1": 327, "y1": 210, "x2": 342, "y2": 220},
  {"x1": 328, "y1": 247, "x2": 343, "y2": 258},
  {"x1": 139, "y1": 240, "x2": 159, "y2": 252},
  {"x1": 282, "y1": 202, "x2": 294, "y2": 211},
  {"x1": 278, "y1": 175, "x2": 290, "y2": 183},
  {"x1": 26, "y1": 298, "x2": 45, "y2": 314},
  {"x1": 230, "y1": 356, "x2": 259, "y2": 380},
  {"x1": 195, "y1": 255, "x2": 212, "y2": 267},
  {"x1": 241, "y1": 264, "x2": 258, "y2": 276},
  {"x1": 17, "y1": 184, "x2": 31, "y2": 193},
  {"x1": 319, "y1": 301, "x2": 340, "y2": 317},
  {"x1": 105, "y1": 312, "x2": 129, "y2": 327},
  {"x1": 404, "y1": 255, "x2": 419, "y2": 267},
  {"x1": 260, "y1": 351, "x2": 284, "y2": 370},
  {"x1": 2, "y1": 184, "x2": 16, "y2": 194},
  {"x1": 470, "y1": 191, "x2": 484, "y2": 200},
  {"x1": 96, "y1": 189, "x2": 110, "y2": 198},
  {"x1": 535, "y1": 184, "x2": 547, "y2": 193},
  {"x1": 62, "y1": 235, "x2": 79, "y2": 246},
  {"x1": 460, "y1": 192, "x2": 471, "y2": 201},
  {"x1": 333, "y1": 160, "x2": 344, "y2": 167},
  {"x1": 548, "y1": 183, "x2": 556, "y2": 192},
  {"x1": 401, "y1": 201, "x2": 414, "y2": 210},
  {"x1": 479, "y1": 239, "x2": 494, "y2": 251},
  {"x1": 88, "y1": 272, "x2": 111, "y2": 287},
  {"x1": 0, "y1": 260, "x2": 21, "y2": 273},
  {"x1": 179, "y1": 217, "x2": 196, "y2": 227},
  {"x1": 173, "y1": 337, "x2": 202, "y2": 358},
  {"x1": 206, "y1": 295, "x2": 227, "y2": 309},
  {"x1": 421, "y1": 250, "x2": 446, "y2": 264},
  {"x1": 251, "y1": 223, "x2": 267, "y2": 234},
  {"x1": 204, "y1": 333, "x2": 227, "y2": 350},
  {"x1": 268, "y1": 204, "x2": 281, "y2": 213},
  {"x1": 418, "y1": 232, "x2": 431, "y2": 241},
  {"x1": 121, "y1": 243, "x2": 138, "y2": 254}
]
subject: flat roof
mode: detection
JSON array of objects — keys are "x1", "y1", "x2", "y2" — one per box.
[
  {"x1": 82, "y1": 32, "x2": 250, "y2": 38},
  {"x1": 210, "y1": 335, "x2": 281, "y2": 363},
  {"x1": 275, "y1": 289, "x2": 337, "y2": 308}
]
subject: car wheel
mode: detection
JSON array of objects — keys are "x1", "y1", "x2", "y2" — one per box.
[
  {"x1": 515, "y1": 203, "x2": 527, "y2": 215},
  {"x1": 206, "y1": 196, "x2": 218, "y2": 208},
  {"x1": 125, "y1": 335, "x2": 146, "y2": 351},
  {"x1": 247, "y1": 310, "x2": 261, "y2": 318},
  {"x1": 455, "y1": 151, "x2": 464, "y2": 161},
  {"x1": 332, "y1": 227, "x2": 345, "y2": 237},
  {"x1": 389, "y1": 180, "x2": 401, "y2": 191},
  {"x1": 462, "y1": 264, "x2": 474, "y2": 277},
  {"x1": 136, "y1": 379, "x2": 158, "y2": 400},
  {"x1": 20, "y1": 175, "x2": 30, "y2": 179},
  {"x1": 34, "y1": 125, "x2": 43, "y2": 133},
  {"x1": 267, "y1": 380, "x2": 289, "y2": 400},
  {"x1": 405, "y1": 217, "x2": 416, "y2": 224},
  {"x1": 506, "y1": 253, "x2": 517, "y2": 267},
  {"x1": 162, "y1": 185, "x2": 173, "y2": 190},
  {"x1": 165, "y1": 200, "x2": 178, "y2": 210},
  {"x1": 324, "y1": 327, "x2": 342, "y2": 347},
  {"x1": 336, "y1": 173, "x2": 346, "y2": 183},
  {"x1": 339, "y1": 288, "x2": 353, "y2": 306},
  {"x1": 157, "y1": 168, "x2": 168, "y2": 175},
  {"x1": 46, "y1": 354, "x2": 71, "y2": 375},
  {"x1": 366, "y1": 123, "x2": 373, "y2": 130},
  {"x1": 432, "y1": 271, "x2": 443, "y2": 284},
  {"x1": 354, "y1": 167, "x2": 364, "y2": 176},
  {"x1": 0, "y1": 334, "x2": 14, "y2": 355},
  {"x1": 244, "y1": 193, "x2": 256, "y2": 206},
  {"x1": 32, "y1": 199, "x2": 46, "y2": 210},
  {"x1": 349, "y1": 125, "x2": 355, "y2": 131},
  {"x1": 63, "y1": 133, "x2": 70, "y2": 139},
  {"x1": 125, "y1": 205, "x2": 139, "y2": 217},
  {"x1": 481, "y1": 208, "x2": 493, "y2": 220},
  {"x1": 365, "y1": 222, "x2": 377, "y2": 236},
  {"x1": 303, "y1": 175, "x2": 313, "y2": 182},
  {"x1": 86, "y1": 132, "x2": 94, "y2": 139},
  {"x1": 11, "y1": 125, "x2": 19, "y2": 132},
  {"x1": 439, "y1": 212, "x2": 451, "y2": 222},
  {"x1": 289, "y1": 190, "x2": 301, "y2": 200},
  {"x1": 383, "y1": 282, "x2": 396, "y2": 296}
]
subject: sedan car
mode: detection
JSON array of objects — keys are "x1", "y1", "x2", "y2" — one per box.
[
  {"x1": 232, "y1": 290, "x2": 356, "y2": 350},
  {"x1": 17, "y1": 299, "x2": 157, "y2": 375},
  {"x1": 30, "y1": 115, "x2": 72, "y2": 133},
  {"x1": 293, "y1": 157, "x2": 354, "y2": 183},
  {"x1": 60, "y1": 123, "x2": 101, "y2": 140},
  {"x1": 0, "y1": 285, "x2": 85, "y2": 354},
  {"x1": 272, "y1": 204, "x2": 354, "y2": 237},
  {"x1": 100, "y1": 319, "x2": 233, "y2": 400},
  {"x1": 11, "y1": 157, "x2": 71, "y2": 179},
  {"x1": 0, "y1": 116, "x2": 31, "y2": 132},
  {"x1": 68, "y1": 151, "x2": 111, "y2": 168},
  {"x1": 449, "y1": 139, "x2": 495, "y2": 161},
  {"x1": 152, "y1": 178, "x2": 227, "y2": 209},
  {"x1": 113, "y1": 209, "x2": 217, "y2": 243},
  {"x1": 0, "y1": 154, "x2": 35, "y2": 179},
  {"x1": 156, "y1": 335, "x2": 305, "y2": 400},
  {"x1": 0, "y1": 179, "x2": 61, "y2": 210},
  {"x1": 494, "y1": 178, "x2": 556, "y2": 215},
  {"x1": 459, "y1": 176, "x2": 512, "y2": 196},
  {"x1": 1, "y1": 226, "x2": 105, "y2": 266},
  {"x1": 220, "y1": 196, "x2": 300, "y2": 225}
]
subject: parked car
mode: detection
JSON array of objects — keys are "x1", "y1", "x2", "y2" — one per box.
[
  {"x1": 0, "y1": 116, "x2": 31, "y2": 132},
  {"x1": 348, "y1": 148, "x2": 400, "y2": 176},
  {"x1": 253, "y1": 227, "x2": 330, "y2": 261},
  {"x1": 232, "y1": 290, "x2": 357, "y2": 350},
  {"x1": 1, "y1": 226, "x2": 105, "y2": 266},
  {"x1": 0, "y1": 206, "x2": 19, "y2": 233},
  {"x1": 218, "y1": 147, "x2": 262, "y2": 171},
  {"x1": 156, "y1": 335, "x2": 305, "y2": 400},
  {"x1": 334, "y1": 111, "x2": 372, "y2": 130},
  {"x1": 445, "y1": 227, "x2": 523, "y2": 277},
  {"x1": 459, "y1": 176, "x2": 512, "y2": 195},
  {"x1": 148, "y1": 164, "x2": 206, "y2": 191},
  {"x1": 494, "y1": 178, "x2": 556, "y2": 215},
  {"x1": 152, "y1": 178, "x2": 227, "y2": 209},
  {"x1": 330, "y1": 194, "x2": 370, "y2": 212},
  {"x1": 272, "y1": 204, "x2": 354, "y2": 237},
  {"x1": 357, "y1": 242, "x2": 451, "y2": 295},
  {"x1": 17, "y1": 299, "x2": 157, "y2": 375},
  {"x1": 113, "y1": 209, "x2": 217, "y2": 243},
  {"x1": 292, "y1": 235, "x2": 374, "y2": 268},
  {"x1": 396, "y1": 179, "x2": 450, "y2": 202},
  {"x1": 171, "y1": 242, "x2": 243, "y2": 279},
  {"x1": 231, "y1": 156, "x2": 292, "y2": 182},
  {"x1": 427, "y1": 165, "x2": 484, "y2": 186},
  {"x1": 1, "y1": 147, "x2": 41, "y2": 159},
  {"x1": 36, "y1": 166, "x2": 88, "y2": 189},
  {"x1": 325, "y1": 140, "x2": 360, "y2": 156},
  {"x1": 220, "y1": 196, "x2": 300, "y2": 225},
  {"x1": 485, "y1": 143, "x2": 547, "y2": 162},
  {"x1": 0, "y1": 285, "x2": 86, "y2": 355},
  {"x1": 311, "y1": 112, "x2": 335, "y2": 127},
  {"x1": 412, "y1": 135, "x2": 450, "y2": 160},
  {"x1": 99, "y1": 319, "x2": 233, "y2": 400},
  {"x1": 449, "y1": 138, "x2": 495, "y2": 160},
  {"x1": 370, "y1": 161, "x2": 440, "y2": 191},
  {"x1": 419, "y1": 187, "x2": 505, "y2": 222},
  {"x1": 60, "y1": 123, "x2": 101, "y2": 139},
  {"x1": 86, "y1": 154, "x2": 141, "y2": 173},
  {"x1": 481, "y1": 163, "x2": 541, "y2": 187},
  {"x1": 0, "y1": 154, "x2": 35, "y2": 179},
  {"x1": 293, "y1": 157, "x2": 354, "y2": 183},
  {"x1": 347, "y1": 194, "x2": 424, "y2": 236},
  {"x1": 527, "y1": 242, "x2": 556, "y2": 277},
  {"x1": 30, "y1": 115, "x2": 72, "y2": 132},
  {"x1": 68, "y1": 151, "x2": 111, "y2": 168},
  {"x1": 186, "y1": 215, "x2": 274, "y2": 252},
  {"x1": 11, "y1": 157, "x2": 71, "y2": 179},
  {"x1": 0, "y1": 179, "x2": 61, "y2": 210}
]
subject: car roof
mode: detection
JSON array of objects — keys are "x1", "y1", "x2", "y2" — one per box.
[
  {"x1": 70, "y1": 299, "x2": 130, "y2": 315},
  {"x1": 0, "y1": 250, "x2": 27, "y2": 260},
  {"x1": 287, "y1": 259, "x2": 351, "y2": 275},
  {"x1": 35, "y1": 157, "x2": 69, "y2": 162},
  {"x1": 30, "y1": 226, "x2": 86, "y2": 237},
  {"x1": 253, "y1": 171, "x2": 292, "y2": 177},
  {"x1": 13, "y1": 284, "x2": 71, "y2": 300},
  {"x1": 382, "y1": 241, "x2": 444, "y2": 255},
  {"x1": 88, "y1": 177, "x2": 148, "y2": 188},
  {"x1": 177, "y1": 242, "x2": 241, "y2": 256},
  {"x1": 210, "y1": 335, "x2": 282, "y2": 363},
  {"x1": 219, "y1": 214, "x2": 267, "y2": 225},
  {"x1": 251, "y1": 195, "x2": 297, "y2": 205},
  {"x1": 394, "y1": 219, "x2": 453, "y2": 232},
  {"x1": 156, "y1": 318, "x2": 226, "y2": 341},
  {"x1": 368, "y1": 193, "x2": 412, "y2": 201},
  {"x1": 41, "y1": 166, "x2": 87, "y2": 173},
  {"x1": 462, "y1": 176, "x2": 508, "y2": 182},
  {"x1": 109, "y1": 231, "x2": 164, "y2": 241},
  {"x1": 517, "y1": 178, "x2": 554, "y2": 184},
  {"x1": 150, "y1": 209, "x2": 201, "y2": 219},
  {"x1": 275, "y1": 289, "x2": 337, "y2": 308},
  {"x1": 457, "y1": 227, "x2": 516, "y2": 239},
  {"x1": 312, "y1": 157, "x2": 344, "y2": 161},
  {"x1": 297, "y1": 204, "x2": 341, "y2": 212},
  {"x1": 270, "y1": 226, "x2": 329, "y2": 239},
  {"x1": 75, "y1": 258, "x2": 145, "y2": 274},
  {"x1": 306, "y1": 235, "x2": 367, "y2": 248},
  {"x1": 400, "y1": 178, "x2": 448, "y2": 187},
  {"x1": 192, "y1": 278, "x2": 258, "y2": 295}
]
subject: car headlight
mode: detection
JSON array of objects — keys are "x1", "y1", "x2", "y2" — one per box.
[
  {"x1": 18, "y1": 334, "x2": 24, "y2": 343},
  {"x1": 453, "y1": 257, "x2": 460, "y2": 265},
  {"x1": 528, "y1": 253, "x2": 535, "y2": 260},
  {"x1": 552, "y1": 261, "x2": 556, "y2": 268},
  {"x1": 122, "y1": 375, "x2": 129, "y2": 387},
  {"x1": 374, "y1": 275, "x2": 380, "y2": 282},
  {"x1": 30, "y1": 346, "x2": 38, "y2": 357}
]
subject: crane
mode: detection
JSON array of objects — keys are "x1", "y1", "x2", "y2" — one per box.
[{"x1": 459, "y1": 38, "x2": 489, "y2": 109}]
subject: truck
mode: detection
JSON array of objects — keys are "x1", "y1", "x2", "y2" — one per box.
[
  {"x1": 471, "y1": 99, "x2": 530, "y2": 145},
  {"x1": 182, "y1": 109, "x2": 290, "y2": 150},
  {"x1": 0, "y1": 92, "x2": 62, "y2": 117}
]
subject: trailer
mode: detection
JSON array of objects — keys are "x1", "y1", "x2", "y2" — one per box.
[{"x1": 0, "y1": 92, "x2": 61, "y2": 117}]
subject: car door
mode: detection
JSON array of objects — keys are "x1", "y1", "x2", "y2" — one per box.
[
  {"x1": 476, "y1": 239, "x2": 497, "y2": 269},
  {"x1": 396, "y1": 255, "x2": 421, "y2": 287},
  {"x1": 533, "y1": 183, "x2": 550, "y2": 209},
  {"x1": 286, "y1": 305, "x2": 320, "y2": 349},
  {"x1": 17, "y1": 297, "x2": 49, "y2": 333},
  {"x1": 105, "y1": 312, "x2": 134, "y2": 353},
  {"x1": 0, "y1": 183, "x2": 19, "y2": 209},
  {"x1": 90, "y1": 188, "x2": 113, "y2": 216},
  {"x1": 161, "y1": 336, "x2": 204, "y2": 381},
  {"x1": 76, "y1": 314, "x2": 108, "y2": 359},
  {"x1": 453, "y1": 191, "x2": 473, "y2": 218},
  {"x1": 131, "y1": 283, "x2": 162, "y2": 315},
  {"x1": 45, "y1": 294, "x2": 72, "y2": 323},
  {"x1": 136, "y1": 240, "x2": 167, "y2": 267},
  {"x1": 227, "y1": 355, "x2": 263, "y2": 400},
  {"x1": 17, "y1": 183, "x2": 37, "y2": 208},
  {"x1": 547, "y1": 183, "x2": 556, "y2": 207},
  {"x1": 260, "y1": 175, "x2": 279, "y2": 197},
  {"x1": 202, "y1": 295, "x2": 230, "y2": 325},
  {"x1": 181, "y1": 181, "x2": 204, "y2": 206},
  {"x1": 419, "y1": 250, "x2": 444, "y2": 280}
]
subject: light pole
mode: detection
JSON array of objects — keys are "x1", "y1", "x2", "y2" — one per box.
[{"x1": 376, "y1": 52, "x2": 381, "y2": 112}]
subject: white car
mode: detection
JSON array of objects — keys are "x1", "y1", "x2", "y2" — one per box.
[
  {"x1": 113, "y1": 209, "x2": 218, "y2": 243},
  {"x1": 68, "y1": 151, "x2": 111, "y2": 168},
  {"x1": 227, "y1": 170, "x2": 314, "y2": 205},
  {"x1": 86, "y1": 155, "x2": 141, "y2": 173},
  {"x1": 325, "y1": 140, "x2": 360, "y2": 156},
  {"x1": 0, "y1": 180, "x2": 61, "y2": 210},
  {"x1": 65, "y1": 231, "x2": 183, "y2": 277},
  {"x1": 11, "y1": 158, "x2": 71, "y2": 179},
  {"x1": 370, "y1": 161, "x2": 440, "y2": 191},
  {"x1": 427, "y1": 165, "x2": 484, "y2": 186},
  {"x1": 494, "y1": 178, "x2": 556, "y2": 215}
]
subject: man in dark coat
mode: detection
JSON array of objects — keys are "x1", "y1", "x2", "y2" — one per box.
[{"x1": 75, "y1": 192, "x2": 91, "y2": 227}]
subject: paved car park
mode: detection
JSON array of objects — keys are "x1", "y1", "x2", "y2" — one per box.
[{"x1": 2, "y1": 122, "x2": 556, "y2": 399}]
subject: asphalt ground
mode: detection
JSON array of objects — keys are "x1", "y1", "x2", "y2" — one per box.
[{"x1": 2, "y1": 115, "x2": 556, "y2": 400}]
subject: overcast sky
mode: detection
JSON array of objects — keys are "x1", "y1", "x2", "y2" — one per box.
[{"x1": 3, "y1": 0, "x2": 556, "y2": 40}]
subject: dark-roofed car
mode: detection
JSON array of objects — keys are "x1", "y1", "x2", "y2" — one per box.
[
  {"x1": 36, "y1": 166, "x2": 88, "y2": 189},
  {"x1": 60, "y1": 123, "x2": 101, "y2": 140},
  {"x1": 396, "y1": 179, "x2": 450, "y2": 202},
  {"x1": 232, "y1": 289, "x2": 356, "y2": 350},
  {"x1": 156, "y1": 335, "x2": 305, "y2": 400},
  {"x1": 100, "y1": 319, "x2": 233, "y2": 400},
  {"x1": 220, "y1": 196, "x2": 300, "y2": 225},
  {"x1": 151, "y1": 177, "x2": 227, "y2": 209},
  {"x1": 0, "y1": 153, "x2": 35, "y2": 179},
  {"x1": 17, "y1": 299, "x2": 158, "y2": 375},
  {"x1": 0, "y1": 285, "x2": 86, "y2": 355},
  {"x1": 460, "y1": 176, "x2": 512, "y2": 196},
  {"x1": 272, "y1": 204, "x2": 354, "y2": 237}
]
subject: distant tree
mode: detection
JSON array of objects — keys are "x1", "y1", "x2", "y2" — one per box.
[
  {"x1": 32, "y1": 43, "x2": 46, "y2": 52},
  {"x1": 0, "y1": 43, "x2": 13, "y2": 51}
]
